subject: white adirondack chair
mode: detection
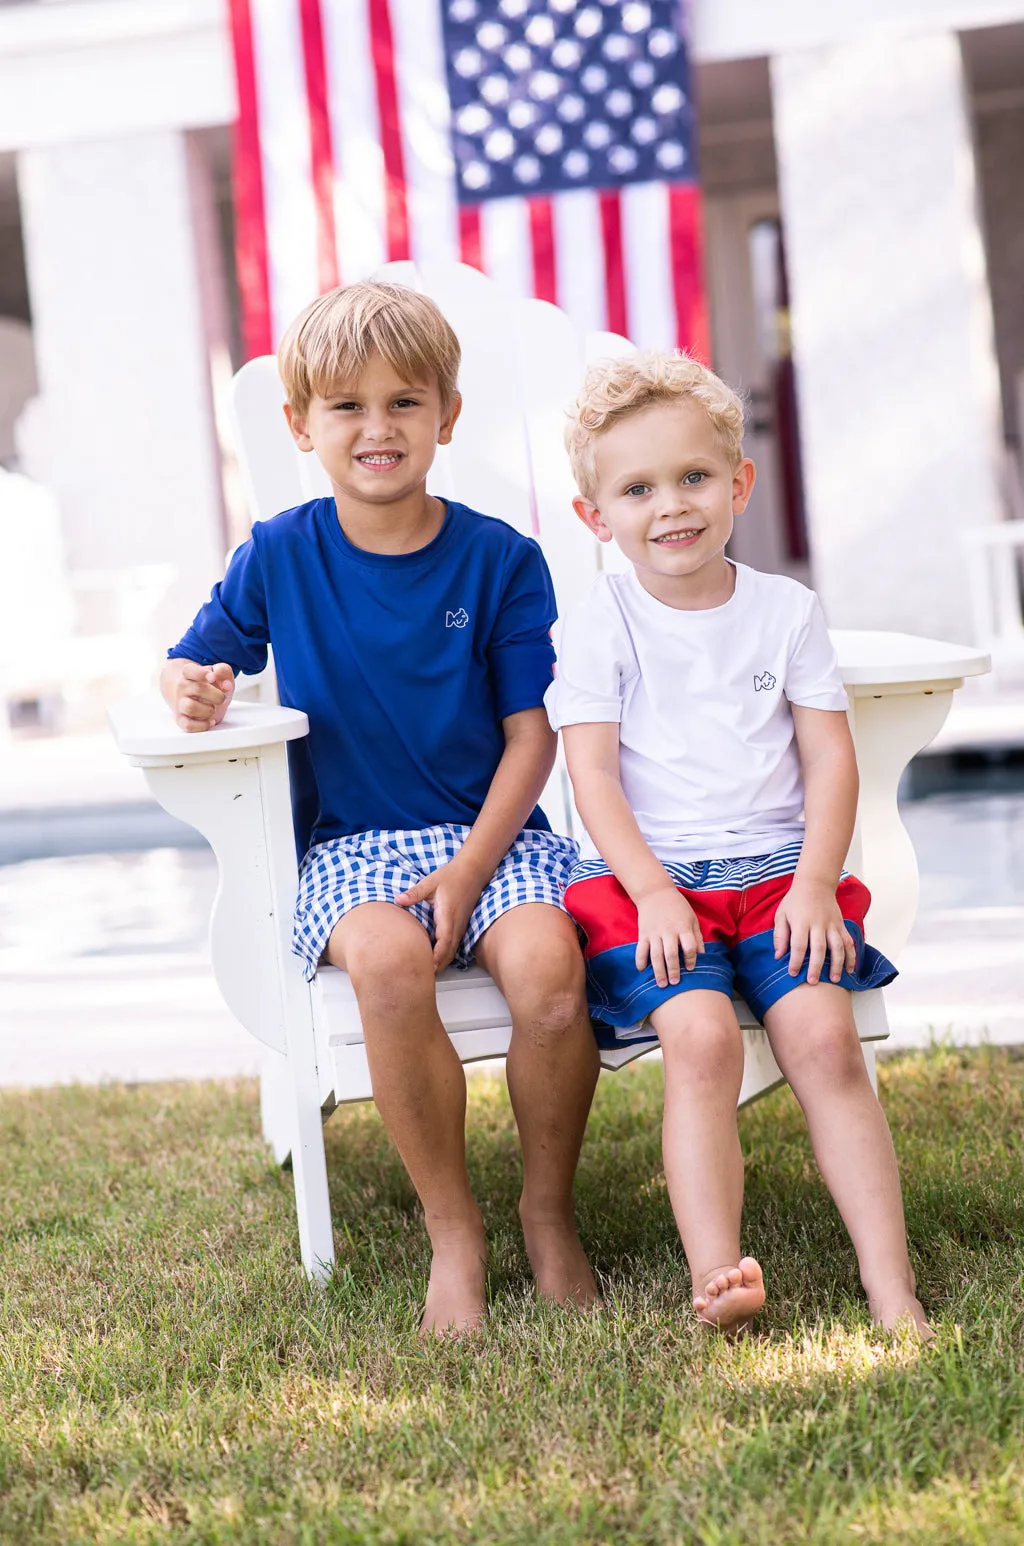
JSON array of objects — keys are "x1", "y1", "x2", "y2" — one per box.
[{"x1": 109, "y1": 262, "x2": 990, "y2": 1282}]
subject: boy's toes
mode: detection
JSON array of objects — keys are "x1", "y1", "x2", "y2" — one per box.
[
  {"x1": 694, "y1": 1256, "x2": 766, "y2": 1335},
  {"x1": 738, "y1": 1256, "x2": 764, "y2": 1290}
]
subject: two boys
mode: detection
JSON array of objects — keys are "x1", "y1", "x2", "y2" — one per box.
[{"x1": 164, "y1": 281, "x2": 927, "y2": 1338}]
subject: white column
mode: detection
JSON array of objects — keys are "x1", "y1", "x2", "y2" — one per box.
[
  {"x1": 16, "y1": 130, "x2": 226, "y2": 645},
  {"x1": 771, "y1": 31, "x2": 1004, "y2": 642}
]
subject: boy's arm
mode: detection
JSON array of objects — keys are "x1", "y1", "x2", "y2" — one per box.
[
  {"x1": 160, "y1": 535, "x2": 270, "y2": 730},
  {"x1": 776, "y1": 704, "x2": 860, "y2": 984},
  {"x1": 396, "y1": 706, "x2": 557, "y2": 972},
  {"x1": 160, "y1": 658, "x2": 236, "y2": 732},
  {"x1": 562, "y1": 722, "x2": 704, "y2": 988}
]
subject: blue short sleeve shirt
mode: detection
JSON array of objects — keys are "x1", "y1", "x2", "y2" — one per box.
[{"x1": 168, "y1": 498, "x2": 557, "y2": 854}]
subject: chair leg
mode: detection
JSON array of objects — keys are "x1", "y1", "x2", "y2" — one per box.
[
  {"x1": 275, "y1": 980, "x2": 336, "y2": 1282},
  {"x1": 861, "y1": 1041, "x2": 879, "y2": 1096},
  {"x1": 288, "y1": 1069, "x2": 335, "y2": 1282},
  {"x1": 260, "y1": 1051, "x2": 296, "y2": 1166}
]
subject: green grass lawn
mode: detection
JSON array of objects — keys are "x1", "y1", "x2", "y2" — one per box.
[{"x1": 2, "y1": 1047, "x2": 1023, "y2": 1545}]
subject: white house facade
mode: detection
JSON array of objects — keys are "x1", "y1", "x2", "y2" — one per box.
[{"x1": 0, "y1": 0, "x2": 1022, "y2": 654}]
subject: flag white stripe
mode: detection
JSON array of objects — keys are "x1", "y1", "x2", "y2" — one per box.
[
  {"x1": 621, "y1": 181, "x2": 676, "y2": 350},
  {"x1": 321, "y1": 0, "x2": 387, "y2": 283},
  {"x1": 552, "y1": 190, "x2": 607, "y2": 336},
  {"x1": 389, "y1": 0, "x2": 459, "y2": 273},
  {"x1": 480, "y1": 196, "x2": 534, "y2": 302},
  {"x1": 249, "y1": 0, "x2": 319, "y2": 341}
]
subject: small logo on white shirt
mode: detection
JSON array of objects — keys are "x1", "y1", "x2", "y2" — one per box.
[
  {"x1": 754, "y1": 671, "x2": 777, "y2": 692},
  {"x1": 446, "y1": 608, "x2": 469, "y2": 629}
]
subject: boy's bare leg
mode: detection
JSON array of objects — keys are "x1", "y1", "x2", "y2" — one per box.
[
  {"x1": 763, "y1": 984, "x2": 931, "y2": 1338},
  {"x1": 327, "y1": 904, "x2": 487, "y2": 1336},
  {"x1": 473, "y1": 905, "x2": 601, "y2": 1307},
  {"x1": 651, "y1": 992, "x2": 766, "y2": 1332}
]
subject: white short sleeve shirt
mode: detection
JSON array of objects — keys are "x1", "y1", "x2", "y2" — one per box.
[{"x1": 545, "y1": 563, "x2": 849, "y2": 864}]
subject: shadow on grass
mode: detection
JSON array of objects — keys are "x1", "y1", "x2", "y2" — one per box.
[
  {"x1": 319, "y1": 1045, "x2": 1024, "y2": 1336},
  {"x1": 1, "y1": 1047, "x2": 1023, "y2": 1544}
]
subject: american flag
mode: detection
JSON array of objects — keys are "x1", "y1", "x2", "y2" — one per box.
[{"x1": 228, "y1": 0, "x2": 706, "y2": 360}]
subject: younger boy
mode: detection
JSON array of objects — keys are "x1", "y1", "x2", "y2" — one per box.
[
  {"x1": 161, "y1": 282, "x2": 600, "y2": 1335},
  {"x1": 546, "y1": 351, "x2": 930, "y2": 1337}
]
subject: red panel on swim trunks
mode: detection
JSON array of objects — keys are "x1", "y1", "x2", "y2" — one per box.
[
  {"x1": 737, "y1": 871, "x2": 873, "y2": 940},
  {"x1": 565, "y1": 874, "x2": 737, "y2": 958}
]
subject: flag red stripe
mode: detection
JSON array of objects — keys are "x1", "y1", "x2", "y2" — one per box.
[
  {"x1": 668, "y1": 183, "x2": 710, "y2": 360},
  {"x1": 227, "y1": 0, "x2": 272, "y2": 358},
  {"x1": 528, "y1": 198, "x2": 557, "y2": 305},
  {"x1": 459, "y1": 206, "x2": 483, "y2": 271},
  {"x1": 599, "y1": 190, "x2": 628, "y2": 337},
  {"x1": 368, "y1": 0, "x2": 410, "y2": 262},
  {"x1": 299, "y1": 0, "x2": 340, "y2": 294}
]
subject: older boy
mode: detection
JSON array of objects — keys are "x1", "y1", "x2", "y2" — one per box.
[
  {"x1": 161, "y1": 282, "x2": 599, "y2": 1335},
  {"x1": 546, "y1": 351, "x2": 930, "y2": 1337}
]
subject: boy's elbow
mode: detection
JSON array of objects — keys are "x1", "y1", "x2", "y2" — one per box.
[
  {"x1": 565, "y1": 763, "x2": 617, "y2": 812},
  {"x1": 505, "y1": 705, "x2": 555, "y2": 752}
]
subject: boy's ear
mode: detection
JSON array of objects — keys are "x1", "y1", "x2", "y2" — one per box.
[
  {"x1": 438, "y1": 391, "x2": 462, "y2": 446},
  {"x1": 732, "y1": 457, "x2": 756, "y2": 513},
  {"x1": 573, "y1": 494, "x2": 613, "y2": 543},
  {"x1": 284, "y1": 402, "x2": 314, "y2": 453}
]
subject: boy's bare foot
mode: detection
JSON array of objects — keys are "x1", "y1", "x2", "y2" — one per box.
[
  {"x1": 868, "y1": 1283, "x2": 935, "y2": 1341},
  {"x1": 420, "y1": 1223, "x2": 489, "y2": 1338},
  {"x1": 520, "y1": 1205, "x2": 601, "y2": 1309},
  {"x1": 694, "y1": 1256, "x2": 765, "y2": 1334}
]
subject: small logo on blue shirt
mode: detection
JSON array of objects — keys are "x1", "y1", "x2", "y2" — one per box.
[
  {"x1": 754, "y1": 671, "x2": 777, "y2": 692},
  {"x1": 446, "y1": 608, "x2": 469, "y2": 629}
]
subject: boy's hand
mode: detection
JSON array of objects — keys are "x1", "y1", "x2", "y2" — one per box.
[
  {"x1": 635, "y1": 885, "x2": 704, "y2": 988},
  {"x1": 773, "y1": 879, "x2": 857, "y2": 985},
  {"x1": 162, "y1": 659, "x2": 235, "y2": 733},
  {"x1": 395, "y1": 855, "x2": 490, "y2": 973}
]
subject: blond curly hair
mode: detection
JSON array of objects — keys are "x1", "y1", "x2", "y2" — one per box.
[{"x1": 566, "y1": 351, "x2": 745, "y2": 501}]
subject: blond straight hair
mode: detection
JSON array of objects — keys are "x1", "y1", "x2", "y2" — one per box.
[{"x1": 278, "y1": 282, "x2": 461, "y2": 415}]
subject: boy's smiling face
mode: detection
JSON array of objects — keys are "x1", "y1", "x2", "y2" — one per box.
[
  {"x1": 574, "y1": 398, "x2": 755, "y2": 607},
  {"x1": 285, "y1": 354, "x2": 460, "y2": 512}
]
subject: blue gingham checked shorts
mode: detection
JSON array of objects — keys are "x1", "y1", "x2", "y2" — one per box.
[{"x1": 292, "y1": 824, "x2": 579, "y2": 981}]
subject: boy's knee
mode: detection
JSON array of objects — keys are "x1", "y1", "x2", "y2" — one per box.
[
  {"x1": 659, "y1": 1003, "x2": 742, "y2": 1085},
  {"x1": 503, "y1": 935, "x2": 587, "y2": 1037},
  {"x1": 792, "y1": 1018, "x2": 867, "y2": 1090},
  {"x1": 341, "y1": 915, "x2": 434, "y2": 1012}
]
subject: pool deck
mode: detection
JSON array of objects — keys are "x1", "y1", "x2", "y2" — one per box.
[
  {"x1": 1, "y1": 687, "x2": 1022, "y2": 1088},
  {"x1": 924, "y1": 676, "x2": 1024, "y2": 755}
]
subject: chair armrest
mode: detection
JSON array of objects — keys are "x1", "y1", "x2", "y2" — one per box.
[
  {"x1": 831, "y1": 629, "x2": 990, "y2": 690},
  {"x1": 108, "y1": 691, "x2": 308, "y2": 763},
  {"x1": 828, "y1": 630, "x2": 989, "y2": 963},
  {"x1": 108, "y1": 692, "x2": 309, "y2": 1058}
]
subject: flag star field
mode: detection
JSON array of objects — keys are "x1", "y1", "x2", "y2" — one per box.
[{"x1": 441, "y1": 1, "x2": 695, "y2": 202}]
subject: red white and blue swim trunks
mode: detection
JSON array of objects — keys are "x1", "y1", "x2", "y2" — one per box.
[{"x1": 564, "y1": 840, "x2": 897, "y2": 1049}]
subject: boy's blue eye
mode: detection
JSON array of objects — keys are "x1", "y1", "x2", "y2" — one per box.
[
  {"x1": 624, "y1": 483, "x2": 649, "y2": 497},
  {"x1": 683, "y1": 470, "x2": 706, "y2": 484},
  {"x1": 393, "y1": 398, "x2": 420, "y2": 408}
]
